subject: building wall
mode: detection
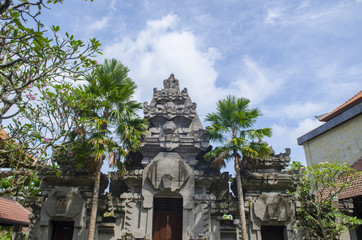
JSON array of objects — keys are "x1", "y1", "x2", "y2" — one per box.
[{"x1": 302, "y1": 114, "x2": 362, "y2": 166}]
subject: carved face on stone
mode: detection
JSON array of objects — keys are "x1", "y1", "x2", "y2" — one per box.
[
  {"x1": 165, "y1": 101, "x2": 175, "y2": 109},
  {"x1": 163, "y1": 121, "x2": 176, "y2": 133}
]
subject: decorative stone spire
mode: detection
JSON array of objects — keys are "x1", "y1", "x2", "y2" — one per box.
[
  {"x1": 141, "y1": 74, "x2": 209, "y2": 165},
  {"x1": 163, "y1": 73, "x2": 179, "y2": 90}
]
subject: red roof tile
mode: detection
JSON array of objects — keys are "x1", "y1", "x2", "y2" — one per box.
[
  {"x1": 339, "y1": 157, "x2": 362, "y2": 199},
  {"x1": 319, "y1": 90, "x2": 362, "y2": 122},
  {"x1": 351, "y1": 157, "x2": 362, "y2": 171},
  {"x1": 0, "y1": 197, "x2": 30, "y2": 226}
]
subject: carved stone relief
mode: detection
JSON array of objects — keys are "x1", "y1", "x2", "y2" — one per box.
[
  {"x1": 253, "y1": 193, "x2": 291, "y2": 222},
  {"x1": 142, "y1": 152, "x2": 194, "y2": 209},
  {"x1": 40, "y1": 187, "x2": 85, "y2": 227}
]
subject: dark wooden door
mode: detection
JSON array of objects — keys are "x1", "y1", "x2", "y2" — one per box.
[
  {"x1": 261, "y1": 226, "x2": 284, "y2": 240},
  {"x1": 153, "y1": 198, "x2": 182, "y2": 240},
  {"x1": 52, "y1": 221, "x2": 74, "y2": 240}
]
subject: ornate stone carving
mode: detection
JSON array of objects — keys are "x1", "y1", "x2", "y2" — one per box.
[
  {"x1": 141, "y1": 74, "x2": 209, "y2": 162},
  {"x1": 253, "y1": 193, "x2": 291, "y2": 222},
  {"x1": 141, "y1": 152, "x2": 195, "y2": 210},
  {"x1": 163, "y1": 73, "x2": 179, "y2": 89},
  {"x1": 40, "y1": 187, "x2": 85, "y2": 228},
  {"x1": 144, "y1": 152, "x2": 192, "y2": 192}
]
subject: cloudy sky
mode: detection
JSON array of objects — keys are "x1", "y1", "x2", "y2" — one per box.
[{"x1": 41, "y1": 0, "x2": 361, "y2": 173}]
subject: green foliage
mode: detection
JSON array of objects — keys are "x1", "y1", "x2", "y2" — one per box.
[
  {"x1": 68, "y1": 59, "x2": 149, "y2": 171},
  {"x1": 0, "y1": 82, "x2": 87, "y2": 200},
  {"x1": 0, "y1": 225, "x2": 12, "y2": 240},
  {"x1": 288, "y1": 161, "x2": 362, "y2": 240},
  {"x1": 75, "y1": 59, "x2": 148, "y2": 240},
  {"x1": 204, "y1": 95, "x2": 272, "y2": 169},
  {"x1": 0, "y1": 225, "x2": 28, "y2": 239},
  {"x1": 0, "y1": 0, "x2": 101, "y2": 200},
  {"x1": 205, "y1": 95, "x2": 272, "y2": 240},
  {"x1": 0, "y1": 172, "x2": 40, "y2": 202},
  {"x1": 0, "y1": 0, "x2": 101, "y2": 122}
]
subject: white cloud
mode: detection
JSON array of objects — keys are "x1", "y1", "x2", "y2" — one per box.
[
  {"x1": 88, "y1": 16, "x2": 109, "y2": 31},
  {"x1": 99, "y1": 13, "x2": 347, "y2": 168},
  {"x1": 297, "y1": 0, "x2": 311, "y2": 10},
  {"x1": 205, "y1": 47, "x2": 222, "y2": 62},
  {"x1": 270, "y1": 118, "x2": 323, "y2": 165},
  {"x1": 264, "y1": 101, "x2": 329, "y2": 120},
  {"x1": 265, "y1": 7, "x2": 284, "y2": 24},
  {"x1": 273, "y1": 118, "x2": 323, "y2": 143},
  {"x1": 261, "y1": 2, "x2": 351, "y2": 31},
  {"x1": 110, "y1": 0, "x2": 117, "y2": 11},
  {"x1": 102, "y1": 14, "x2": 289, "y2": 119},
  {"x1": 315, "y1": 63, "x2": 362, "y2": 102},
  {"x1": 147, "y1": 14, "x2": 178, "y2": 31},
  {"x1": 102, "y1": 14, "x2": 224, "y2": 118},
  {"x1": 228, "y1": 56, "x2": 285, "y2": 104}
]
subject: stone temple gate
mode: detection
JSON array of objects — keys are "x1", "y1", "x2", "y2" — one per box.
[{"x1": 29, "y1": 74, "x2": 299, "y2": 240}]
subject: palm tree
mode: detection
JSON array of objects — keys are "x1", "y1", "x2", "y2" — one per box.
[
  {"x1": 80, "y1": 59, "x2": 148, "y2": 240},
  {"x1": 205, "y1": 96, "x2": 272, "y2": 240}
]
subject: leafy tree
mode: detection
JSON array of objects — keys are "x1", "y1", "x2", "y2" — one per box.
[
  {"x1": 288, "y1": 161, "x2": 362, "y2": 240},
  {"x1": 205, "y1": 96, "x2": 272, "y2": 240},
  {"x1": 76, "y1": 59, "x2": 148, "y2": 240},
  {"x1": 0, "y1": 0, "x2": 100, "y2": 200},
  {"x1": 0, "y1": 83, "x2": 87, "y2": 202},
  {"x1": 0, "y1": 0, "x2": 100, "y2": 122}
]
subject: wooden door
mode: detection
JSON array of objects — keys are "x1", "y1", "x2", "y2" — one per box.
[
  {"x1": 52, "y1": 221, "x2": 74, "y2": 240},
  {"x1": 261, "y1": 226, "x2": 284, "y2": 240},
  {"x1": 153, "y1": 198, "x2": 182, "y2": 240}
]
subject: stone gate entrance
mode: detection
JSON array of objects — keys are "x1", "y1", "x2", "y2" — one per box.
[{"x1": 30, "y1": 74, "x2": 299, "y2": 240}]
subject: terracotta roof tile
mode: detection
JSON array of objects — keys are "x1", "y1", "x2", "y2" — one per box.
[
  {"x1": 0, "y1": 197, "x2": 30, "y2": 226},
  {"x1": 319, "y1": 90, "x2": 362, "y2": 122},
  {"x1": 351, "y1": 157, "x2": 362, "y2": 171},
  {"x1": 339, "y1": 157, "x2": 362, "y2": 199}
]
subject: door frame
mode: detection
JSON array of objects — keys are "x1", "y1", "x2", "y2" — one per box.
[{"x1": 152, "y1": 196, "x2": 183, "y2": 240}]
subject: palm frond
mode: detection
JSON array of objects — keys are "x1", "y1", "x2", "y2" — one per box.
[
  {"x1": 204, "y1": 146, "x2": 232, "y2": 170},
  {"x1": 204, "y1": 95, "x2": 273, "y2": 169},
  {"x1": 212, "y1": 152, "x2": 228, "y2": 170},
  {"x1": 245, "y1": 128, "x2": 272, "y2": 140}
]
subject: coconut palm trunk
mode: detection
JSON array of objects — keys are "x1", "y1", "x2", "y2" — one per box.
[
  {"x1": 88, "y1": 114, "x2": 108, "y2": 240},
  {"x1": 235, "y1": 156, "x2": 248, "y2": 240},
  {"x1": 88, "y1": 156, "x2": 102, "y2": 240}
]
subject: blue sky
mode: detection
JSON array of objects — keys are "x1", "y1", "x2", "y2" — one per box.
[{"x1": 41, "y1": 0, "x2": 362, "y2": 173}]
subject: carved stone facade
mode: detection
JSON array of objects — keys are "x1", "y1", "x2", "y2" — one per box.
[
  {"x1": 30, "y1": 74, "x2": 300, "y2": 240},
  {"x1": 242, "y1": 149, "x2": 299, "y2": 240}
]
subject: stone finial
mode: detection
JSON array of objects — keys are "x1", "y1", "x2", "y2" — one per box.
[{"x1": 163, "y1": 73, "x2": 179, "y2": 90}]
